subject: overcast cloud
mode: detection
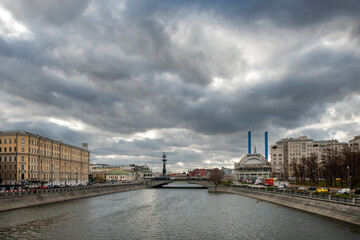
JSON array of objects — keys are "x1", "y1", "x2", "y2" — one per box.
[{"x1": 1, "y1": 0, "x2": 360, "y2": 172}]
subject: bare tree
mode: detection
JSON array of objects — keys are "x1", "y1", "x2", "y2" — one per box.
[
  {"x1": 306, "y1": 153, "x2": 319, "y2": 185},
  {"x1": 209, "y1": 168, "x2": 223, "y2": 186}
]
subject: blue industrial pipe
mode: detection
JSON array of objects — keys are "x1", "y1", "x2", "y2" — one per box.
[
  {"x1": 265, "y1": 131, "x2": 268, "y2": 160},
  {"x1": 248, "y1": 131, "x2": 251, "y2": 154}
]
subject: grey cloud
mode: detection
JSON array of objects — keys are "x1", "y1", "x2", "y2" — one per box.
[{"x1": 1, "y1": 0, "x2": 360, "y2": 171}]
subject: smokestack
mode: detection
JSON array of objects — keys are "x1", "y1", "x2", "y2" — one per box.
[
  {"x1": 265, "y1": 131, "x2": 268, "y2": 160},
  {"x1": 248, "y1": 131, "x2": 251, "y2": 154}
]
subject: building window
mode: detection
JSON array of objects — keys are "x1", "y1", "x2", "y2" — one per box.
[
  {"x1": 21, "y1": 148, "x2": 25, "y2": 152},
  {"x1": 9, "y1": 147, "x2": 12, "y2": 152},
  {"x1": 21, "y1": 138, "x2": 25, "y2": 144},
  {"x1": 21, "y1": 156, "x2": 24, "y2": 161},
  {"x1": 9, "y1": 138, "x2": 11, "y2": 143},
  {"x1": 4, "y1": 139, "x2": 6, "y2": 144},
  {"x1": 4, "y1": 147, "x2": 6, "y2": 152},
  {"x1": 14, "y1": 147, "x2": 16, "y2": 151},
  {"x1": 21, "y1": 165, "x2": 25, "y2": 170}
]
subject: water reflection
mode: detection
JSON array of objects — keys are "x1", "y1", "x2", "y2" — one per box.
[{"x1": 0, "y1": 189, "x2": 359, "y2": 240}]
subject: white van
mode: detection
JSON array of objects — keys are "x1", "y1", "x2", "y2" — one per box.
[{"x1": 337, "y1": 188, "x2": 350, "y2": 194}]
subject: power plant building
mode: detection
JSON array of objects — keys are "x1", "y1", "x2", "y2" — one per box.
[{"x1": 234, "y1": 131, "x2": 271, "y2": 181}]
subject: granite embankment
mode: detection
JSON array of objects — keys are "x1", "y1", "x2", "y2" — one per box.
[
  {"x1": 0, "y1": 183, "x2": 147, "y2": 212},
  {"x1": 209, "y1": 186, "x2": 360, "y2": 226}
]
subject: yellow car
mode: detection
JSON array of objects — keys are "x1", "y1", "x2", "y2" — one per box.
[{"x1": 316, "y1": 187, "x2": 330, "y2": 193}]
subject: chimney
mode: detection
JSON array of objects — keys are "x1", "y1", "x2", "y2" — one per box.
[
  {"x1": 82, "y1": 143, "x2": 88, "y2": 150},
  {"x1": 248, "y1": 131, "x2": 251, "y2": 154},
  {"x1": 265, "y1": 131, "x2": 268, "y2": 160}
]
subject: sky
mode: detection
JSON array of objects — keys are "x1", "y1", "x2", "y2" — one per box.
[{"x1": 0, "y1": 0, "x2": 360, "y2": 173}]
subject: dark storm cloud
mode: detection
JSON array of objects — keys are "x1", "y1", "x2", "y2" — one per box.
[{"x1": 1, "y1": 0, "x2": 360, "y2": 170}]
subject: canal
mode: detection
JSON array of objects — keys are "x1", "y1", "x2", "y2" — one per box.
[{"x1": 0, "y1": 183, "x2": 359, "y2": 239}]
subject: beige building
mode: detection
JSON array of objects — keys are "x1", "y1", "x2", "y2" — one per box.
[
  {"x1": 0, "y1": 130, "x2": 90, "y2": 186},
  {"x1": 271, "y1": 136, "x2": 347, "y2": 179},
  {"x1": 106, "y1": 171, "x2": 135, "y2": 182},
  {"x1": 349, "y1": 135, "x2": 360, "y2": 150}
]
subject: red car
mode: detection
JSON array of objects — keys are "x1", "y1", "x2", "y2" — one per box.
[{"x1": 38, "y1": 186, "x2": 47, "y2": 189}]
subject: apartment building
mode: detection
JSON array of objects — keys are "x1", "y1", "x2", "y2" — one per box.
[
  {"x1": 271, "y1": 136, "x2": 347, "y2": 179},
  {"x1": 349, "y1": 135, "x2": 360, "y2": 150},
  {"x1": 0, "y1": 130, "x2": 90, "y2": 186}
]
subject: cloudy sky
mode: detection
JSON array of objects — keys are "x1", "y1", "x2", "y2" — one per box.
[{"x1": 1, "y1": 0, "x2": 360, "y2": 172}]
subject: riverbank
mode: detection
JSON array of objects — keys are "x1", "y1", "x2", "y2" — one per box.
[
  {"x1": 0, "y1": 183, "x2": 147, "y2": 212},
  {"x1": 209, "y1": 185, "x2": 360, "y2": 226}
]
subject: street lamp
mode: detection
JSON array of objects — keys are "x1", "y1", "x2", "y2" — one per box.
[{"x1": 347, "y1": 165, "x2": 350, "y2": 189}]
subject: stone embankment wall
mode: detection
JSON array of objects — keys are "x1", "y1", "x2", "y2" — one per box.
[
  {"x1": 209, "y1": 186, "x2": 360, "y2": 226},
  {"x1": 0, "y1": 183, "x2": 147, "y2": 212}
]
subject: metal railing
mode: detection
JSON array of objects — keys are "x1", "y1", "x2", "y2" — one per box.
[
  {"x1": 222, "y1": 185, "x2": 360, "y2": 205},
  {"x1": 0, "y1": 182, "x2": 145, "y2": 199}
]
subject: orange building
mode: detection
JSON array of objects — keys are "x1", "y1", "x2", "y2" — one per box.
[{"x1": 0, "y1": 130, "x2": 90, "y2": 187}]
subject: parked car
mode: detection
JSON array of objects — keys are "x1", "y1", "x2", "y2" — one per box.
[
  {"x1": 317, "y1": 187, "x2": 330, "y2": 193},
  {"x1": 337, "y1": 188, "x2": 350, "y2": 194},
  {"x1": 38, "y1": 186, "x2": 47, "y2": 189},
  {"x1": 298, "y1": 186, "x2": 307, "y2": 192},
  {"x1": 308, "y1": 186, "x2": 316, "y2": 191},
  {"x1": 355, "y1": 188, "x2": 360, "y2": 195}
]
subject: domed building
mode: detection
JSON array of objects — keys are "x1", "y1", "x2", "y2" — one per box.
[{"x1": 234, "y1": 147, "x2": 271, "y2": 181}]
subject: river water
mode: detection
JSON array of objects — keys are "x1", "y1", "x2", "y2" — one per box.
[{"x1": 0, "y1": 183, "x2": 359, "y2": 240}]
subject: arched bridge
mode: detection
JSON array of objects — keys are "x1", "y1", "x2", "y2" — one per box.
[{"x1": 146, "y1": 179, "x2": 212, "y2": 188}]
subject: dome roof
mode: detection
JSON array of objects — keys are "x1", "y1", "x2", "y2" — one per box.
[{"x1": 234, "y1": 153, "x2": 269, "y2": 169}]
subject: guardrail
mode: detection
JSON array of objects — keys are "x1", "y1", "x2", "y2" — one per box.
[
  {"x1": 0, "y1": 183, "x2": 145, "y2": 199},
  {"x1": 222, "y1": 185, "x2": 360, "y2": 205}
]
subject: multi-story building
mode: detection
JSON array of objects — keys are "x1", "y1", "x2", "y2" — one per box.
[
  {"x1": 90, "y1": 163, "x2": 152, "y2": 181},
  {"x1": 349, "y1": 135, "x2": 360, "y2": 150},
  {"x1": 188, "y1": 168, "x2": 213, "y2": 179},
  {"x1": 106, "y1": 171, "x2": 135, "y2": 182},
  {"x1": 0, "y1": 130, "x2": 90, "y2": 187},
  {"x1": 271, "y1": 136, "x2": 347, "y2": 179}
]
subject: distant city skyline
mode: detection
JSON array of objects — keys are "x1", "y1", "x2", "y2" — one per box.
[{"x1": 1, "y1": 0, "x2": 360, "y2": 172}]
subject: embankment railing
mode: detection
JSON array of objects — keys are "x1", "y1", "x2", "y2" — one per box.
[
  {"x1": 219, "y1": 185, "x2": 360, "y2": 205},
  {"x1": 0, "y1": 183, "x2": 145, "y2": 199}
]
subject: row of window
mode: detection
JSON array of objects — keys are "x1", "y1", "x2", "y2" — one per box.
[
  {"x1": 0, "y1": 164, "x2": 16, "y2": 170},
  {"x1": 0, "y1": 138, "x2": 17, "y2": 144},
  {"x1": 0, "y1": 156, "x2": 16, "y2": 162},
  {"x1": 0, "y1": 147, "x2": 26, "y2": 153},
  {"x1": 0, "y1": 173, "x2": 16, "y2": 178}
]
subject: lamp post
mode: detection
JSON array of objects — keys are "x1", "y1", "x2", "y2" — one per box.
[{"x1": 347, "y1": 165, "x2": 351, "y2": 197}]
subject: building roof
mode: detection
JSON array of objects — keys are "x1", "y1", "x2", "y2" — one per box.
[{"x1": 107, "y1": 171, "x2": 131, "y2": 176}]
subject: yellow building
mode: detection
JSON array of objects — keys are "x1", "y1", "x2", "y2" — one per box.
[{"x1": 0, "y1": 130, "x2": 90, "y2": 187}]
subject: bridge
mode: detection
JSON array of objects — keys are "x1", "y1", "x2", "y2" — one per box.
[{"x1": 145, "y1": 179, "x2": 212, "y2": 188}]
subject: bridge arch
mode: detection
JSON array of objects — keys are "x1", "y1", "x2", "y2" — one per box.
[{"x1": 146, "y1": 179, "x2": 211, "y2": 188}]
